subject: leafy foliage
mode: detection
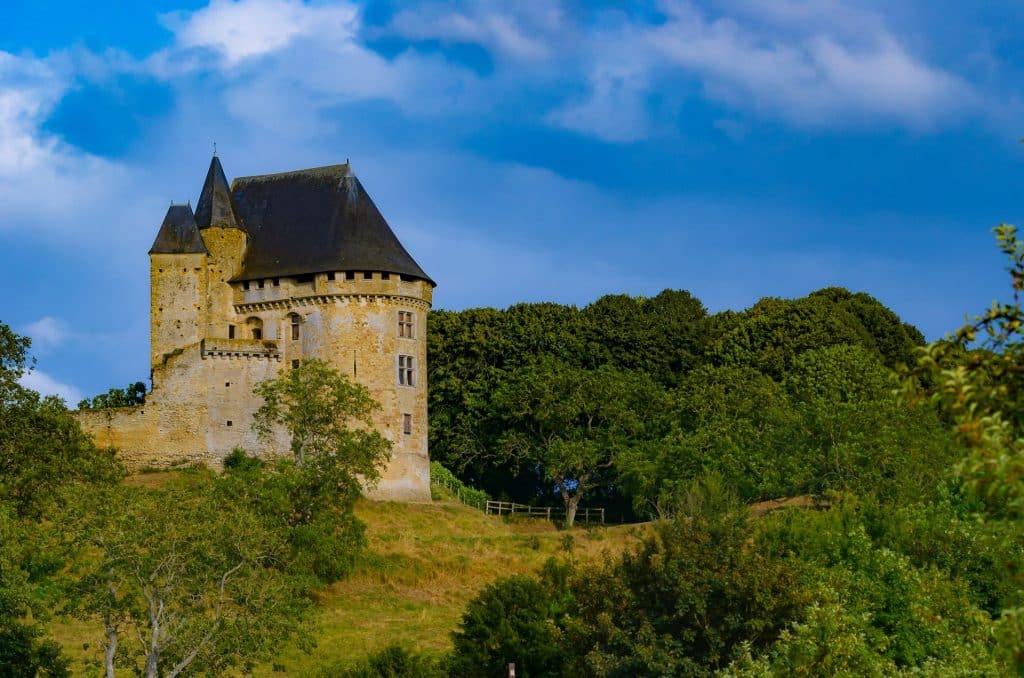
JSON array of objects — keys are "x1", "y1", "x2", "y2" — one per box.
[{"x1": 76, "y1": 382, "x2": 146, "y2": 410}]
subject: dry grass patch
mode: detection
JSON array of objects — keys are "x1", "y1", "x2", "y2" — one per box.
[
  {"x1": 253, "y1": 499, "x2": 642, "y2": 675},
  {"x1": 48, "y1": 474, "x2": 644, "y2": 675}
]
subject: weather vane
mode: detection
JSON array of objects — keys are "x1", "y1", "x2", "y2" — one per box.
[{"x1": 213, "y1": 141, "x2": 218, "y2": 157}]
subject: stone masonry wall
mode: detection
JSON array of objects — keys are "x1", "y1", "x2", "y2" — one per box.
[{"x1": 76, "y1": 267, "x2": 433, "y2": 502}]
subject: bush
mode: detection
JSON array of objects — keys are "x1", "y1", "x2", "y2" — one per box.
[
  {"x1": 430, "y1": 462, "x2": 490, "y2": 508},
  {"x1": 318, "y1": 645, "x2": 445, "y2": 677},
  {"x1": 449, "y1": 575, "x2": 567, "y2": 678}
]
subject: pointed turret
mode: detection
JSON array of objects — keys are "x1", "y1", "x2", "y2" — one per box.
[
  {"x1": 194, "y1": 155, "x2": 241, "y2": 230},
  {"x1": 149, "y1": 203, "x2": 207, "y2": 254}
]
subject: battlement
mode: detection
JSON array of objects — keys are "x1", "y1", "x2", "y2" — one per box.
[
  {"x1": 235, "y1": 271, "x2": 432, "y2": 308},
  {"x1": 201, "y1": 338, "x2": 281, "y2": 360}
]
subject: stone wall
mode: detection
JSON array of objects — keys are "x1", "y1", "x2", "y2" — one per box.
[{"x1": 76, "y1": 268, "x2": 433, "y2": 502}]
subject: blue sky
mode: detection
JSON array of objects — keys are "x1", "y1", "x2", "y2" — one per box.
[{"x1": 1, "y1": 0, "x2": 1021, "y2": 403}]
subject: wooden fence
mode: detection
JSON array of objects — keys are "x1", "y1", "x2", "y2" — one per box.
[{"x1": 485, "y1": 501, "x2": 605, "y2": 525}]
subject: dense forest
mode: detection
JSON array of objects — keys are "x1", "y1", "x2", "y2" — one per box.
[{"x1": 1, "y1": 227, "x2": 1023, "y2": 675}]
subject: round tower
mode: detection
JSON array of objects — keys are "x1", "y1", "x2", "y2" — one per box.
[{"x1": 228, "y1": 162, "x2": 436, "y2": 501}]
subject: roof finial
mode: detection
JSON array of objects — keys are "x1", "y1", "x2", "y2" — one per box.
[{"x1": 213, "y1": 141, "x2": 218, "y2": 157}]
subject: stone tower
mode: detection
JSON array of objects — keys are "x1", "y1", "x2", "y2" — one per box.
[{"x1": 76, "y1": 156, "x2": 435, "y2": 501}]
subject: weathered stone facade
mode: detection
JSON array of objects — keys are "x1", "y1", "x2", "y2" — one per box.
[{"x1": 76, "y1": 157, "x2": 434, "y2": 501}]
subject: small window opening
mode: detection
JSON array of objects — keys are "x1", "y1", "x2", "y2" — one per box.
[
  {"x1": 290, "y1": 314, "x2": 300, "y2": 340},
  {"x1": 243, "y1": 281, "x2": 250, "y2": 290},
  {"x1": 295, "y1": 274, "x2": 314, "y2": 284},
  {"x1": 246, "y1": 316, "x2": 263, "y2": 341},
  {"x1": 292, "y1": 359, "x2": 300, "y2": 369},
  {"x1": 258, "y1": 280, "x2": 265, "y2": 289},
  {"x1": 273, "y1": 278, "x2": 280, "y2": 286},
  {"x1": 398, "y1": 355, "x2": 415, "y2": 386},
  {"x1": 363, "y1": 271, "x2": 373, "y2": 280},
  {"x1": 398, "y1": 310, "x2": 415, "y2": 338},
  {"x1": 225, "y1": 382, "x2": 230, "y2": 388},
  {"x1": 382, "y1": 272, "x2": 390, "y2": 280},
  {"x1": 403, "y1": 413, "x2": 412, "y2": 435},
  {"x1": 228, "y1": 325, "x2": 235, "y2": 339},
  {"x1": 400, "y1": 274, "x2": 414, "y2": 282},
  {"x1": 327, "y1": 272, "x2": 336, "y2": 281},
  {"x1": 345, "y1": 271, "x2": 356, "y2": 281},
  {"x1": 226, "y1": 420, "x2": 233, "y2": 427}
]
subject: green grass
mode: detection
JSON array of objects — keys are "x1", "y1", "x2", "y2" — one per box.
[{"x1": 49, "y1": 482, "x2": 644, "y2": 675}]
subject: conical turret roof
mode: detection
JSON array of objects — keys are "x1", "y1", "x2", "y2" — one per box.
[
  {"x1": 229, "y1": 163, "x2": 433, "y2": 285},
  {"x1": 194, "y1": 155, "x2": 240, "y2": 230},
  {"x1": 149, "y1": 203, "x2": 207, "y2": 254}
]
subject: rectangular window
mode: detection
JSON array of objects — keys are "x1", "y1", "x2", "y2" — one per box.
[
  {"x1": 345, "y1": 271, "x2": 355, "y2": 281},
  {"x1": 382, "y1": 272, "x2": 390, "y2": 280},
  {"x1": 398, "y1": 355, "x2": 415, "y2": 386},
  {"x1": 228, "y1": 325, "x2": 235, "y2": 339},
  {"x1": 258, "y1": 280, "x2": 265, "y2": 289},
  {"x1": 273, "y1": 278, "x2": 280, "y2": 286},
  {"x1": 398, "y1": 311, "x2": 415, "y2": 338},
  {"x1": 252, "y1": 328, "x2": 262, "y2": 340},
  {"x1": 403, "y1": 413, "x2": 412, "y2": 435},
  {"x1": 290, "y1": 316, "x2": 300, "y2": 340},
  {"x1": 327, "y1": 272, "x2": 335, "y2": 281},
  {"x1": 243, "y1": 281, "x2": 250, "y2": 290},
  {"x1": 363, "y1": 271, "x2": 373, "y2": 280}
]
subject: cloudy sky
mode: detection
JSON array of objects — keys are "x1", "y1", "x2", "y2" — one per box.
[{"x1": 1, "y1": 0, "x2": 1021, "y2": 403}]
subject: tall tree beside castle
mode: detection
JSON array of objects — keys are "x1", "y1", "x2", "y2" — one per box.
[{"x1": 75, "y1": 157, "x2": 435, "y2": 501}]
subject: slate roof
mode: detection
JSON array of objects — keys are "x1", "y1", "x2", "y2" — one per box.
[
  {"x1": 194, "y1": 156, "x2": 240, "y2": 230},
  {"x1": 229, "y1": 163, "x2": 434, "y2": 285},
  {"x1": 149, "y1": 204, "x2": 207, "y2": 254}
]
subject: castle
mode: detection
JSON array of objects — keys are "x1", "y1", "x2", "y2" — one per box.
[{"x1": 76, "y1": 156, "x2": 435, "y2": 501}]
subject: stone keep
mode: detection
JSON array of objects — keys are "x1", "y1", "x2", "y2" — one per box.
[{"x1": 76, "y1": 157, "x2": 435, "y2": 501}]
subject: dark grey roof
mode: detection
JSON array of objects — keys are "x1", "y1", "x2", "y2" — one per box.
[
  {"x1": 149, "y1": 204, "x2": 207, "y2": 254},
  {"x1": 194, "y1": 156, "x2": 240, "y2": 230},
  {"x1": 230, "y1": 163, "x2": 434, "y2": 285}
]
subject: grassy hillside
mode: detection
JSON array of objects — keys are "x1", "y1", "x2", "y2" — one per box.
[{"x1": 51, "y1": 484, "x2": 643, "y2": 675}]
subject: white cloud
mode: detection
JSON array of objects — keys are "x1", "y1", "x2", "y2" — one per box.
[
  {"x1": 0, "y1": 50, "x2": 136, "y2": 241},
  {"x1": 18, "y1": 369, "x2": 83, "y2": 405},
  {"x1": 647, "y1": 2, "x2": 974, "y2": 129},
  {"x1": 387, "y1": 1, "x2": 560, "y2": 60},
  {"x1": 24, "y1": 316, "x2": 67, "y2": 351},
  {"x1": 164, "y1": 0, "x2": 359, "y2": 67}
]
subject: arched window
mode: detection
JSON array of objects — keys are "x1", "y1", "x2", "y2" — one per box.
[
  {"x1": 246, "y1": 316, "x2": 263, "y2": 340},
  {"x1": 289, "y1": 314, "x2": 301, "y2": 341}
]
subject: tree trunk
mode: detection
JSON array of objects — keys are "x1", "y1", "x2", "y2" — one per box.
[
  {"x1": 565, "y1": 494, "x2": 580, "y2": 529},
  {"x1": 103, "y1": 624, "x2": 117, "y2": 678}
]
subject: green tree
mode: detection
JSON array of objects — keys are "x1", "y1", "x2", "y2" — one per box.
[
  {"x1": 63, "y1": 474, "x2": 312, "y2": 677},
  {"x1": 0, "y1": 505, "x2": 69, "y2": 676},
  {"x1": 493, "y1": 359, "x2": 666, "y2": 527},
  {"x1": 450, "y1": 574, "x2": 568, "y2": 678},
  {"x1": 903, "y1": 224, "x2": 1024, "y2": 666},
  {"x1": 0, "y1": 322, "x2": 123, "y2": 518},
  {"x1": 254, "y1": 357, "x2": 391, "y2": 477},
  {"x1": 710, "y1": 289, "x2": 924, "y2": 380},
  {"x1": 77, "y1": 382, "x2": 146, "y2": 410}
]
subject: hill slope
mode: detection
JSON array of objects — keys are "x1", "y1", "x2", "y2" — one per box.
[{"x1": 52, "y1": 492, "x2": 642, "y2": 675}]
